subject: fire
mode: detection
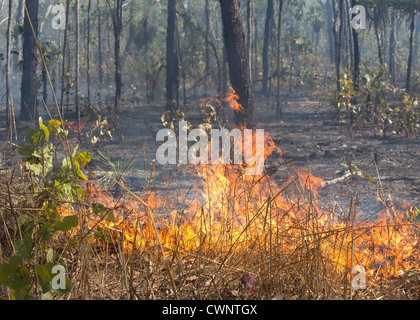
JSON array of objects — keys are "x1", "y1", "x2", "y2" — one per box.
[
  {"x1": 223, "y1": 88, "x2": 246, "y2": 114},
  {"x1": 61, "y1": 90, "x2": 419, "y2": 294}
]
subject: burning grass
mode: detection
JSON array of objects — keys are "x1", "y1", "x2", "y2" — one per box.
[{"x1": 77, "y1": 157, "x2": 419, "y2": 300}]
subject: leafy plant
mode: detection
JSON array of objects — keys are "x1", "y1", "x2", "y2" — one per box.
[
  {"x1": 332, "y1": 66, "x2": 419, "y2": 137},
  {"x1": 0, "y1": 118, "x2": 91, "y2": 300}
]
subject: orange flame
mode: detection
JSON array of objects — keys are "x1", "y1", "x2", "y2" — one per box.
[{"x1": 223, "y1": 88, "x2": 246, "y2": 114}]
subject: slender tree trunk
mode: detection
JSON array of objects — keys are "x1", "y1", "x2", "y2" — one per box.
[
  {"x1": 97, "y1": 0, "x2": 103, "y2": 98},
  {"x1": 406, "y1": 8, "x2": 416, "y2": 93},
  {"x1": 6, "y1": 0, "x2": 13, "y2": 128},
  {"x1": 276, "y1": 0, "x2": 284, "y2": 119},
  {"x1": 86, "y1": 0, "x2": 91, "y2": 106},
  {"x1": 351, "y1": 0, "x2": 360, "y2": 89},
  {"x1": 332, "y1": 0, "x2": 344, "y2": 92},
  {"x1": 75, "y1": 0, "x2": 80, "y2": 122},
  {"x1": 112, "y1": 0, "x2": 123, "y2": 114},
  {"x1": 222, "y1": 42, "x2": 228, "y2": 98},
  {"x1": 106, "y1": 12, "x2": 111, "y2": 105},
  {"x1": 42, "y1": 58, "x2": 48, "y2": 104},
  {"x1": 66, "y1": 43, "x2": 71, "y2": 114},
  {"x1": 125, "y1": 0, "x2": 136, "y2": 54},
  {"x1": 20, "y1": 0, "x2": 39, "y2": 121},
  {"x1": 262, "y1": 0, "x2": 274, "y2": 95},
  {"x1": 13, "y1": 0, "x2": 24, "y2": 73},
  {"x1": 325, "y1": 0, "x2": 335, "y2": 64},
  {"x1": 415, "y1": 15, "x2": 419, "y2": 69},
  {"x1": 374, "y1": 16, "x2": 385, "y2": 66},
  {"x1": 166, "y1": 0, "x2": 179, "y2": 111},
  {"x1": 205, "y1": 0, "x2": 211, "y2": 76},
  {"x1": 389, "y1": 10, "x2": 396, "y2": 85},
  {"x1": 254, "y1": 15, "x2": 258, "y2": 81},
  {"x1": 346, "y1": 1, "x2": 353, "y2": 72},
  {"x1": 60, "y1": 0, "x2": 70, "y2": 117},
  {"x1": 219, "y1": 0, "x2": 255, "y2": 128},
  {"x1": 247, "y1": 0, "x2": 255, "y2": 84}
]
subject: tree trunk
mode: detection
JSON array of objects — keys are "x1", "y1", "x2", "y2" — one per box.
[
  {"x1": 42, "y1": 58, "x2": 48, "y2": 104},
  {"x1": 254, "y1": 15, "x2": 258, "y2": 81},
  {"x1": 346, "y1": 1, "x2": 353, "y2": 72},
  {"x1": 374, "y1": 16, "x2": 385, "y2": 66},
  {"x1": 20, "y1": 0, "x2": 39, "y2": 121},
  {"x1": 112, "y1": 0, "x2": 123, "y2": 114},
  {"x1": 276, "y1": 0, "x2": 284, "y2": 119},
  {"x1": 166, "y1": 0, "x2": 179, "y2": 111},
  {"x1": 332, "y1": 0, "x2": 344, "y2": 92},
  {"x1": 125, "y1": 0, "x2": 136, "y2": 54},
  {"x1": 219, "y1": 0, "x2": 255, "y2": 128},
  {"x1": 415, "y1": 15, "x2": 419, "y2": 69},
  {"x1": 325, "y1": 0, "x2": 335, "y2": 64},
  {"x1": 247, "y1": 0, "x2": 255, "y2": 84},
  {"x1": 205, "y1": 0, "x2": 211, "y2": 76},
  {"x1": 86, "y1": 0, "x2": 91, "y2": 106},
  {"x1": 75, "y1": 0, "x2": 80, "y2": 122},
  {"x1": 389, "y1": 10, "x2": 396, "y2": 86},
  {"x1": 97, "y1": 0, "x2": 103, "y2": 97},
  {"x1": 13, "y1": 0, "x2": 24, "y2": 73},
  {"x1": 406, "y1": 8, "x2": 416, "y2": 93},
  {"x1": 222, "y1": 42, "x2": 228, "y2": 98},
  {"x1": 59, "y1": 0, "x2": 70, "y2": 117},
  {"x1": 6, "y1": 0, "x2": 14, "y2": 129},
  {"x1": 262, "y1": 0, "x2": 274, "y2": 95},
  {"x1": 351, "y1": 0, "x2": 360, "y2": 89}
]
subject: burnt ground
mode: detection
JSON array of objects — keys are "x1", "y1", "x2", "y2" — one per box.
[{"x1": 1, "y1": 89, "x2": 419, "y2": 221}]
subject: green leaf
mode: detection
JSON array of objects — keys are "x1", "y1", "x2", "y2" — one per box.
[
  {"x1": 92, "y1": 203, "x2": 114, "y2": 222},
  {"x1": 74, "y1": 161, "x2": 88, "y2": 181},
  {"x1": 0, "y1": 263, "x2": 12, "y2": 283},
  {"x1": 28, "y1": 129, "x2": 42, "y2": 147},
  {"x1": 41, "y1": 291, "x2": 53, "y2": 300},
  {"x1": 53, "y1": 277, "x2": 72, "y2": 295},
  {"x1": 46, "y1": 249, "x2": 54, "y2": 263},
  {"x1": 55, "y1": 215, "x2": 79, "y2": 232},
  {"x1": 11, "y1": 287, "x2": 31, "y2": 300},
  {"x1": 47, "y1": 119, "x2": 62, "y2": 135},
  {"x1": 41, "y1": 224, "x2": 56, "y2": 240},
  {"x1": 39, "y1": 123, "x2": 50, "y2": 142},
  {"x1": 25, "y1": 160, "x2": 43, "y2": 176},
  {"x1": 9, "y1": 256, "x2": 22, "y2": 270},
  {"x1": 14, "y1": 235, "x2": 33, "y2": 260},
  {"x1": 74, "y1": 152, "x2": 91, "y2": 167},
  {"x1": 35, "y1": 263, "x2": 54, "y2": 288},
  {"x1": 42, "y1": 283, "x2": 52, "y2": 294},
  {"x1": 18, "y1": 146, "x2": 35, "y2": 157},
  {"x1": 3, "y1": 266, "x2": 31, "y2": 292}
]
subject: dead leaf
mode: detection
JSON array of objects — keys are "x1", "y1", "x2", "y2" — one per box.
[
  {"x1": 225, "y1": 289, "x2": 240, "y2": 297},
  {"x1": 185, "y1": 275, "x2": 198, "y2": 283}
]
